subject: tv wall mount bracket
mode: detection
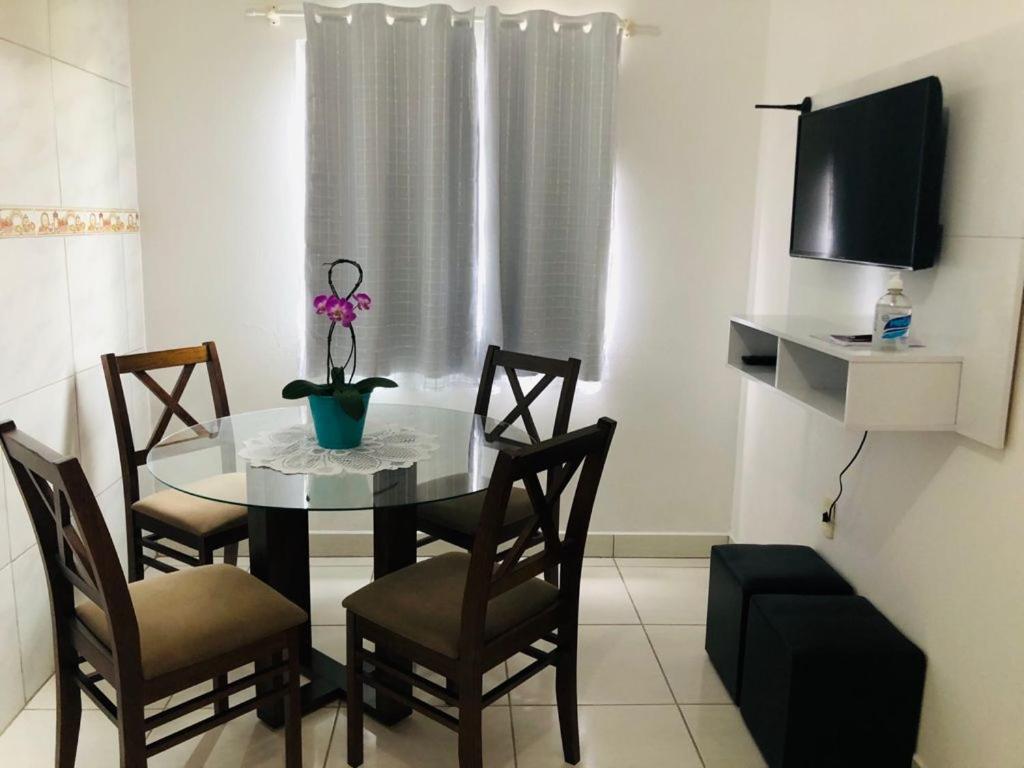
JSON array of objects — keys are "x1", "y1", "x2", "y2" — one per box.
[{"x1": 754, "y1": 97, "x2": 813, "y2": 114}]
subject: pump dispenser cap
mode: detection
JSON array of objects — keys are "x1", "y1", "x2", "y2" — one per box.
[{"x1": 887, "y1": 272, "x2": 904, "y2": 292}]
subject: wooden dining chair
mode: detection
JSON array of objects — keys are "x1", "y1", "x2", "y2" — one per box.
[
  {"x1": 0, "y1": 420, "x2": 306, "y2": 768},
  {"x1": 344, "y1": 417, "x2": 617, "y2": 768},
  {"x1": 102, "y1": 342, "x2": 248, "y2": 582},
  {"x1": 416, "y1": 345, "x2": 581, "y2": 577}
]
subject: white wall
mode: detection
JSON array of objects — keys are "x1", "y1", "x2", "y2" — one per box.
[
  {"x1": 0, "y1": 0, "x2": 145, "y2": 733},
  {"x1": 735, "y1": 2, "x2": 1024, "y2": 765},
  {"x1": 127, "y1": 0, "x2": 770, "y2": 537}
]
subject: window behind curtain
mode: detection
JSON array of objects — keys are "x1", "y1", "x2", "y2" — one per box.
[
  {"x1": 304, "y1": 3, "x2": 480, "y2": 382},
  {"x1": 303, "y1": 4, "x2": 621, "y2": 382},
  {"x1": 484, "y1": 8, "x2": 620, "y2": 381}
]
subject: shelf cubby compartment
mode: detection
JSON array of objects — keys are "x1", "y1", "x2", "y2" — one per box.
[
  {"x1": 727, "y1": 320, "x2": 779, "y2": 387},
  {"x1": 777, "y1": 340, "x2": 848, "y2": 422}
]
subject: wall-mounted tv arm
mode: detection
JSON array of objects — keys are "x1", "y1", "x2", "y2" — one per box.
[{"x1": 754, "y1": 97, "x2": 813, "y2": 114}]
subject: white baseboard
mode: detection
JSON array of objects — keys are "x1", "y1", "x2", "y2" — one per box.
[
  {"x1": 238, "y1": 531, "x2": 727, "y2": 558},
  {"x1": 611, "y1": 533, "x2": 728, "y2": 558}
]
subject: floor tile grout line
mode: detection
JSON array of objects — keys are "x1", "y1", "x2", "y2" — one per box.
[
  {"x1": 677, "y1": 703, "x2": 710, "y2": 768},
  {"x1": 506, "y1": 661, "x2": 520, "y2": 768},
  {"x1": 614, "y1": 558, "x2": 707, "y2": 768},
  {"x1": 507, "y1": 708, "x2": 684, "y2": 712},
  {"x1": 321, "y1": 706, "x2": 342, "y2": 768},
  {"x1": 24, "y1": 694, "x2": 696, "y2": 712}
]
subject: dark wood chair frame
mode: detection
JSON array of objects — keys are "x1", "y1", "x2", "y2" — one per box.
[
  {"x1": 347, "y1": 417, "x2": 617, "y2": 768},
  {"x1": 416, "y1": 345, "x2": 582, "y2": 567},
  {"x1": 0, "y1": 421, "x2": 302, "y2": 768},
  {"x1": 102, "y1": 342, "x2": 248, "y2": 583}
]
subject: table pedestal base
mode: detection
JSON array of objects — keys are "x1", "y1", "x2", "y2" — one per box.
[{"x1": 248, "y1": 503, "x2": 418, "y2": 727}]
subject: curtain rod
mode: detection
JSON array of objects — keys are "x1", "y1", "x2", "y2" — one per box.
[{"x1": 244, "y1": 5, "x2": 659, "y2": 36}]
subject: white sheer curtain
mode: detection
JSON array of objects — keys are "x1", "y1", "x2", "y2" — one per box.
[
  {"x1": 304, "y1": 3, "x2": 480, "y2": 381},
  {"x1": 304, "y1": 3, "x2": 620, "y2": 382},
  {"x1": 482, "y1": 8, "x2": 621, "y2": 381}
]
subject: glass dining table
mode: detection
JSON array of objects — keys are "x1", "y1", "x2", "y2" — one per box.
[{"x1": 147, "y1": 404, "x2": 528, "y2": 727}]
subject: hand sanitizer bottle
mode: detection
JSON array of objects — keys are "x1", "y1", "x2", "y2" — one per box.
[{"x1": 873, "y1": 272, "x2": 912, "y2": 351}]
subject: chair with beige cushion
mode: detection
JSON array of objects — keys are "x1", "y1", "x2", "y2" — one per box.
[
  {"x1": 416, "y1": 345, "x2": 581, "y2": 583},
  {"x1": 345, "y1": 418, "x2": 617, "y2": 768},
  {"x1": 102, "y1": 343, "x2": 248, "y2": 582},
  {"x1": 0, "y1": 421, "x2": 306, "y2": 768}
]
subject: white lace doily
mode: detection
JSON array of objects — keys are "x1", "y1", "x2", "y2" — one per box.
[{"x1": 238, "y1": 424, "x2": 440, "y2": 476}]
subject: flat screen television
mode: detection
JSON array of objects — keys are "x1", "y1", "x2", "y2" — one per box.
[{"x1": 790, "y1": 76, "x2": 945, "y2": 270}]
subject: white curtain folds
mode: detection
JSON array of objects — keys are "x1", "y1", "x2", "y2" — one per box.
[
  {"x1": 484, "y1": 8, "x2": 620, "y2": 380},
  {"x1": 304, "y1": 3, "x2": 621, "y2": 382},
  {"x1": 305, "y1": 3, "x2": 479, "y2": 380}
]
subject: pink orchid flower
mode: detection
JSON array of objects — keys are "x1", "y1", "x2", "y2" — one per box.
[{"x1": 325, "y1": 296, "x2": 357, "y2": 327}]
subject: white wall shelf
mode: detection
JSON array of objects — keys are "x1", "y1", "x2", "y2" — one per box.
[{"x1": 728, "y1": 315, "x2": 963, "y2": 432}]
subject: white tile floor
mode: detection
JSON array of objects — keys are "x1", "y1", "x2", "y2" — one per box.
[{"x1": 0, "y1": 557, "x2": 766, "y2": 767}]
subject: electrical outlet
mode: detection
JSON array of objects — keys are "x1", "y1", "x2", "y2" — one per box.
[{"x1": 821, "y1": 498, "x2": 835, "y2": 539}]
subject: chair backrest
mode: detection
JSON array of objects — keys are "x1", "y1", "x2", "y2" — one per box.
[
  {"x1": 460, "y1": 417, "x2": 616, "y2": 654},
  {"x1": 474, "y1": 345, "x2": 581, "y2": 445},
  {"x1": 102, "y1": 342, "x2": 230, "y2": 506},
  {"x1": 0, "y1": 421, "x2": 141, "y2": 680}
]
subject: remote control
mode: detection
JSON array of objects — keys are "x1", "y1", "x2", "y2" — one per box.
[{"x1": 741, "y1": 355, "x2": 777, "y2": 367}]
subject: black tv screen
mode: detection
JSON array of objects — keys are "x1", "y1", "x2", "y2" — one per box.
[{"x1": 790, "y1": 76, "x2": 945, "y2": 270}]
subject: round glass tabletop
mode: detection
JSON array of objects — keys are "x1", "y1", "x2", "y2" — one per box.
[{"x1": 147, "y1": 404, "x2": 528, "y2": 511}]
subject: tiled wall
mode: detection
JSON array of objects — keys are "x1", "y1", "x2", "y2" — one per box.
[{"x1": 0, "y1": 0, "x2": 146, "y2": 732}]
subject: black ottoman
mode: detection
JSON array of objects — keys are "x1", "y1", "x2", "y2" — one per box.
[
  {"x1": 741, "y1": 595, "x2": 926, "y2": 768},
  {"x1": 705, "y1": 544, "x2": 853, "y2": 701}
]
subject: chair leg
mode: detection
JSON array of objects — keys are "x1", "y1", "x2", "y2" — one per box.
[
  {"x1": 223, "y1": 541, "x2": 240, "y2": 567},
  {"x1": 54, "y1": 664, "x2": 81, "y2": 768},
  {"x1": 544, "y1": 509, "x2": 560, "y2": 586},
  {"x1": 117, "y1": 701, "x2": 147, "y2": 768},
  {"x1": 198, "y1": 543, "x2": 214, "y2": 566},
  {"x1": 346, "y1": 618, "x2": 364, "y2": 767},
  {"x1": 285, "y1": 632, "x2": 303, "y2": 768},
  {"x1": 543, "y1": 562, "x2": 560, "y2": 586},
  {"x1": 197, "y1": 542, "x2": 230, "y2": 716},
  {"x1": 211, "y1": 674, "x2": 229, "y2": 716},
  {"x1": 555, "y1": 624, "x2": 581, "y2": 764},
  {"x1": 127, "y1": 515, "x2": 144, "y2": 583},
  {"x1": 457, "y1": 671, "x2": 483, "y2": 768}
]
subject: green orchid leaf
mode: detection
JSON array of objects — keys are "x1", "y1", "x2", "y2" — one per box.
[
  {"x1": 282, "y1": 379, "x2": 325, "y2": 400},
  {"x1": 331, "y1": 366, "x2": 347, "y2": 385},
  {"x1": 333, "y1": 386, "x2": 367, "y2": 419},
  {"x1": 352, "y1": 377, "x2": 399, "y2": 393}
]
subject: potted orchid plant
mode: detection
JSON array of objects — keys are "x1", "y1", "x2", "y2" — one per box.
[{"x1": 282, "y1": 258, "x2": 396, "y2": 449}]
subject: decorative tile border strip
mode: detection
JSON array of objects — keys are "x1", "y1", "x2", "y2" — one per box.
[{"x1": 0, "y1": 207, "x2": 140, "y2": 239}]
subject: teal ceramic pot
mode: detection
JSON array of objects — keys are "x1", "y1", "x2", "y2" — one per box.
[{"x1": 308, "y1": 393, "x2": 371, "y2": 449}]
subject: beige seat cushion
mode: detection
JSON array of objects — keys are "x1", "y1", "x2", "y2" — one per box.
[
  {"x1": 77, "y1": 564, "x2": 307, "y2": 680},
  {"x1": 418, "y1": 486, "x2": 535, "y2": 537},
  {"x1": 343, "y1": 552, "x2": 558, "y2": 658},
  {"x1": 133, "y1": 473, "x2": 247, "y2": 536}
]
